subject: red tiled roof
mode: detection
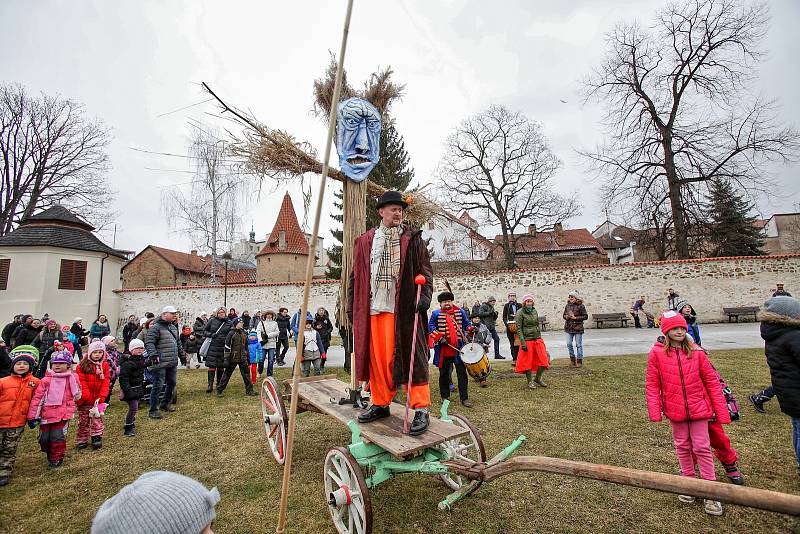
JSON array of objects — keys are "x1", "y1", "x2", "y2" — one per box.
[
  {"x1": 459, "y1": 211, "x2": 478, "y2": 225},
  {"x1": 494, "y1": 228, "x2": 605, "y2": 254},
  {"x1": 257, "y1": 193, "x2": 310, "y2": 256},
  {"x1": 145, "y1": 246, "x2": 256, "y2": 283},
  {"x1": 595, "y1": 225, "x2": 640, "y2": 249}
]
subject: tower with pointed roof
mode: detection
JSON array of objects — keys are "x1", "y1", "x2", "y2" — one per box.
[{"x1": 256, "y1": 193, "x2": 310, "y2": 282}]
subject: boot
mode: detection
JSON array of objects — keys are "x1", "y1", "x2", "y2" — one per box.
[
  {"x1": 357, "y1": 405, "x2": 390, "y2": 423},
  {"x1": 576, "y1": 360, "x2": 583, "y2": 368},
  {"x1": 48, "y1": 459, "x2": 63, "y2": 469},
  {"x1": 77, "y1": 442, "x2": 88, "y2": 450},
  {"x1": 723, "y1": 462, "x2": 744, "y2": 485},
  {"x1": 749, "y1": 393, "x2": 768, "y2": 413},
  {"x1": 91, "y1": 436, "x2": 102, "y2": 450},
  {"x1": 206, "y1": 371, "x2": 214, "y2": 394},
  {"x1": 124, "y1": 424, "x2": 136, "y2": 438},
  {"x1": 570, "y1": 357, "x2": 576, "y2": 367},
  {"x1": 409, "y1": 411, "x2": 429, "y2": 436}
]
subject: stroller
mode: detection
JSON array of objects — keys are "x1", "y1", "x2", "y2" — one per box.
[{"x1": 141, "y1": 367, "x2": 177, "y2": 406}]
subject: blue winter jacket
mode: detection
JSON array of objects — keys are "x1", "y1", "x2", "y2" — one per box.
[{"x1": 248, "y1": 333, "x2": 264, "y2": 364}]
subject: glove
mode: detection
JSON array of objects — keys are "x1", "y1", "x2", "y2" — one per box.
[
  {"x1": 27, "y1": 419, "x2": 39, "y2": 429},
  {"x1": 428, "y1": 331, "x2": 443, "y2": 348}
]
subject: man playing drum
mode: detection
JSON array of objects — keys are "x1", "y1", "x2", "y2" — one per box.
[
  {"x1": 429, "y1": 291, "x2": 473, "y2": 408},
  {"x1": 348, "y1": 191, "x2": 434, "y2": 435}
]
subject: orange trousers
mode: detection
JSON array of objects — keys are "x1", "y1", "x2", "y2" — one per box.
[{"x1": 369, "y1": 313, "x2": 430, "y2": 409}]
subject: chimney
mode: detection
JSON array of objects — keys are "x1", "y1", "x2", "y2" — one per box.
[
  {"x1": 528, "y1": 224, "x2": 537, "y2": 236},
  {"x1": 190, "y1": 250, "x2": 198, "y2": 256},
  {"x1": 554, "y1": 222, "x2": 565, "y2": 246},
  {"x1": 554, "y1": 222, "x2": 563, "y2": 234}
]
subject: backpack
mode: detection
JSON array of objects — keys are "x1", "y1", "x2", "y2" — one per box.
[{"x1": 711, "y1": 363, "x2": 739, "y2": 421}]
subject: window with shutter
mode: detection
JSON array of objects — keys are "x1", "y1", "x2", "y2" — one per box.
[
  {"x1": 59, "y1": 259, "x2": 87, "y2": 290},
  {"x1": 0, "y1": 259, "x2": 9, "y2": 290}
]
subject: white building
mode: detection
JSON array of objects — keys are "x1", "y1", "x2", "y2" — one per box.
[
  {"x1": 591, "y1": 220, "x2": 638, "y2": 264},
  {"x1": 421, "y1": 211, "x2": 493, "y2": 261},
  {"x1": 229, "y1": 226, "x2": 328, "y2": 275},
  {"x1": 0, "y1": 206, "x2": 129, "y2": 330}
]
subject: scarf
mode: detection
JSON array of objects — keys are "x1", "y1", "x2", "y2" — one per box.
[
  {"x1": 375, "y1": 223, "x2": 401, "y2": 292},
  {"x1": 88, "y1": 357, "x2": 105, "y2": 380},
  {"x1": 45, "y1": 370, "x2": 80, "y2": 407}
]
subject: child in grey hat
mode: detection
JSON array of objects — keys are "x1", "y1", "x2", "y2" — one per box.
[{"x1": 91, "y1": 471, "x2": 220, "y2": 533}]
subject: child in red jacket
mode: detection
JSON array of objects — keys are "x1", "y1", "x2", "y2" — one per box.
[
  {"x1": 0, "y1": 346, "x2": 40, "y2": 485},
  {"x1": 76, "y1": 341, "x2": 110, "y2": 450},
  {"x1": 646, "y1": 311, "x2": 731, "y2": 517}
]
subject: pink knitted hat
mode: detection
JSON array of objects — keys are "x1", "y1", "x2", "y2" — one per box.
[{"x1": 660, "y1": 310, "x2": 688, "y2": 334}]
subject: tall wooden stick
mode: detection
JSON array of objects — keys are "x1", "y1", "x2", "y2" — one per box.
[{"x1": 275, "y1": 1, "x2": 355, "y2": 532}]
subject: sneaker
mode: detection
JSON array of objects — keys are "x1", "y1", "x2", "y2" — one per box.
[
  {"x1": 570, "y1": 359, "x2": 576, "y2": 367},
  {"x1": 576, "y1": 360, "x2": 583, "y2": 367},
  {"x1": 48, "y1": 459, "x2": 63, "y2": 470},
  {"x1": 215, "y1": 391, "x2": 224, "y2": 398},
  {"x1": 246, "y1": 390, "x2": 258, "y2": 397},
  {"x1": 534, "y1": 379, "x2": 548, "y2": 388},
  {"x1": 749, "y1": 394, "x2": 767, "y2": 414},
  {"x1": 148, "y1": 410, "x2": 163, "y2": 419},
  {"x1": 723, "y1": 463, "x2": 744, "y2": 485},
  {"x1": 161, "y1": 405, "x2": 176, "y2": 413},
  {"x1": 527, "y1": 381, "x2": 537, "y2": 390},
  {"x1": 678, "y1": 495, "x2": 696, "y2": 503},
  {"x1": 91, "y1": 436, "x2": 102, "y2": 450},
  {"x1": 461, "y1": 399, "x2": 474, "y2": 408},
  {"x1": 703, "y1": 499, "x2": 723, "y2": 516},
  {"x1": 76, "y1": 442, "x2": 88, "y2": 450},
  {"x1": 124, "y1": 424, "x2": 136, "y2": 437}
]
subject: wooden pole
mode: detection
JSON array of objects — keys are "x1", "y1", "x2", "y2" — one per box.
[
  {"x1": 444, "y1": 455, "x2": 800, "y2": 516},
  {"x1": 275, "y1": 1, "x2": 355, "y2": 532}
]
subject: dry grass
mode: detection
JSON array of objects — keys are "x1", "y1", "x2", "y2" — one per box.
[{"x1": 2, "y1": 349, "x2": 799, "y2": 533}]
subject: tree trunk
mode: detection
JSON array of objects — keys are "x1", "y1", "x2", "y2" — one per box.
[
  {"x1": 663, "y1": 140, "x2": 690, "y2": 259},
  {"x1": 339, "y1": 179, "x2": 367, "y2": 329}
]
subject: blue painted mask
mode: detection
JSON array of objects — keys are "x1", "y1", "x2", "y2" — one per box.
[{"x1": 335, "y1": 98, "x2": 381, "y2": 183}]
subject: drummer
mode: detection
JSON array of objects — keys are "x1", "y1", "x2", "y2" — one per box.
[
  {"x1": 428, "y1": 290, "x2": 473, "y2": 408},
  {"x1": 466, "y1": 312, "x2": 492, "y2": 387}
]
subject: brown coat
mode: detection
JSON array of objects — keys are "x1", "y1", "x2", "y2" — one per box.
[{"x1": 348, "y1": 225, "x2": 433, "y2": 386}]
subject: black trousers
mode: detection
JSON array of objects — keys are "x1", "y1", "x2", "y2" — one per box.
[
  {"x1": 277, "y1": 337, "x2": 289, "y2": 362},
  {"x1": 506, "y1": 330, "x2": 519, "y2": 360},
  {"x1": 217, "y1": 362, "x2": 253, "y2": 394},
  {"x1": 439, "y1": 357, "x2": 468, "y2": 402}
]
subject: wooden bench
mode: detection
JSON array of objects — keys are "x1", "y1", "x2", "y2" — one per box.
[
  {"x1": 593, "y1": 313, "x2": 629, "y2": 328},
  {"x1": 723, "y1": 306, "x2": 759, "y2": 323}
]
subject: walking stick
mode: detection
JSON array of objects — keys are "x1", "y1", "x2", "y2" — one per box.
[
  {"x1": 275, "y1": 1, "x2": 354, "y2": 532},
  {"x1": 404, "y1": 274, "x2": 427, "y2": 434}
]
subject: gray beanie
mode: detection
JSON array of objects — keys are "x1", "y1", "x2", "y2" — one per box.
[
  {"x1": 763, "y1": 296, "x2": 800, "y2": 320},
  {"x1": 91, "y1": 471, "x2": 220, "y2": 534},
  {"x1": 673, "y1": 298, "x2": 691, "y2": 313}
]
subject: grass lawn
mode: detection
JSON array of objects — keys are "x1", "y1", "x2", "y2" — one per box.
[{"x1": 2, "y1": 348, "x2": 799, "y2": 533}]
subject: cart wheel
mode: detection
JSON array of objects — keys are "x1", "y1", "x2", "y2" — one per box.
[
  {"x1": 323, "y1": 446, "x2": 372, "y2": 534},
  {"x1": 438, "y1": 414, "x2": 486, "y2": 491},
  {"x1": 260, "y1": 377, "x2": 287, "y2": 464}
]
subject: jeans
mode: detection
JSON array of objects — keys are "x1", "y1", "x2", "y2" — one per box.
[
  {"x1": 148, "y1": 365, "x2": 177, "y2": 413},
  {"x1": 260, "y1": 348, "x2": 275, "y2": 376},
  {"x1": 792, "y1": 418, "x2": 800, "y2": 467},
  {"x1": 566, "y1": 333, "x2": 584, "y2": 360},
  {"x1": 439, "y1": 357, "x2": 468, "y2": 402},
  {"x1": 488, "y1": 327, "x2": 501, "y2": 358},
  {"x1": 277, "y1": 337, "x2": 289, "y2": 362}
]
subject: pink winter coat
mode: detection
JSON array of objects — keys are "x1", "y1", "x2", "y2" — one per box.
[
  {"x1": 26, "y1": 370, "x2": 80, "y2": 424},
  {"x1": 646, "y1": 341, "x2": 731, "y2": 424}
]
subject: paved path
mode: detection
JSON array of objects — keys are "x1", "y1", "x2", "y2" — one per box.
[{"x1": 260, "y1": 322, "x2": 763, "y2": 371}]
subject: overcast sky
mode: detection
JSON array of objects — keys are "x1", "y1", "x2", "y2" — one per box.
[{"x1": 2, "y1": 0, "x2": 798, "y2": 254}]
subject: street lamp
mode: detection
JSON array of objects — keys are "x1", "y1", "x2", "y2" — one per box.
[{"x1": 221, "y1": 252, "x2": 232, "y2": 307}]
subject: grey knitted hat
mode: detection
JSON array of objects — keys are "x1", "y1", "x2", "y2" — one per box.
[
  {"x1": 91, "y1": 471, "x2": 220, "y2": 534},
  {"x1": 763, "y1": 296, "x2": 800, "y2": 320}
]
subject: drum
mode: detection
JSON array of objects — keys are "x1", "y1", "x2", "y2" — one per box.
[
  {"x1": 460, "y1": 342, "x2": 491, "y2": 381},
  {"x1": 507, "y1": 321, "x2": 517, "y2": 334}
]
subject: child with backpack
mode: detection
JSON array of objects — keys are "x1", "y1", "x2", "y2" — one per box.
[
  {"x1": 247, "y1": 331, "x2": 263, "y2": 385},
  {"x1": 646, "y1": 311, "x2": 731, "y2": 516},
  {"x1": 27, "y1": 349, "x2": 81, "y2": 469},
  {"x1": 76, "y1": 341, "x2": 110, "y2": 450},
  {"x1": 0, "y1": 346, "x2": 40, "y2": 485}
]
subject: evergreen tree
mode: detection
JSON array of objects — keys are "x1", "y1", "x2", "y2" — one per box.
[
  {"x1": 325, "y1": 188, "x2": 344, "y2": 279},
  {"x1": 366, "y1": 123, "x2": 415, "y2": 228},
  {"x1": 706, "y1": 178, "x2": 765, "y2": 257},
  {"x1": 325, "y1": 122, "x2": 415, "y2": 277}
]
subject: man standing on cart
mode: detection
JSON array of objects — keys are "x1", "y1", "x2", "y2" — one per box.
[{"x1": 348, "y1": 190, "x2": 433, "y2": 435}]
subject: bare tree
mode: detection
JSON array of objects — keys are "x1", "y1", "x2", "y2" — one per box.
[
  {"x1": 0, "y1": 83, "x2": 113, "y2": 235},
  {"x1": 582, "y1": 0, "x2": 800, "y2": 259},
  {"x1": 437, "y1": 105, "x2": 578, "y2": 268},
  {"x1": 161, "y1": 125, "x2": 248, "y2": 281}
]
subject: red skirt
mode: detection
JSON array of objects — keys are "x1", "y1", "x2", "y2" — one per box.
[{"x1": 515, "y1": 338, "x2": 549, "y2": 373}]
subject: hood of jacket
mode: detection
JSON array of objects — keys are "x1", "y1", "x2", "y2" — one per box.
[{"x1": 760, "y1": 311, "x2": 800, "y2": 342}]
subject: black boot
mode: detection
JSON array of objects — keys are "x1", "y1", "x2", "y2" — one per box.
[
  {"x1": 749, "y1": 393, "x2": 768, "y2": 413},
  {"x1": 409, "y1": 411, "x2": 429, "y2": 436},
  {"x1": 357, "y1": 405, "x2": 390, "y2": 423},
  {"x1": 91, "y1": 436, "x2": 102, "y2": 450},
  {"x1": 206, "y1": 371, "x2": 214, "y2": 393},
  {"x1": 124, "y1": 424, "x2": 136, "y2": 437}
]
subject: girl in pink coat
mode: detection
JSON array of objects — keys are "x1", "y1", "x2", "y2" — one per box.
[
  {"x1": 646, "y1": 311, "x2": 730, "y2": 516},
  {"x1": 26, "y1": 350, "x2": 81, "y2": 469}
]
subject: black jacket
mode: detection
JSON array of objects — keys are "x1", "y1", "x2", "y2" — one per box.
[
  {"x1": 118, "y1": 352, "x2": 153, "y2": 401},
  {"x1": 122, "y1": 321, "x2": 138, "y2": 345},
  {"x1": 2, "y1": 322, "x2": 19, "y2": 345},
  {"x1": 502, "y1": 301, "x2": 520, "y2": 325},
  {"x1": 313, "y1": 314, "x2": 333, "y2": 345},
  {"x1": 276, "y1": 314, "x2": 291, "y2": 340},
  {"x1": 203, "y1": 316, "x2": 231, "y2": 368},
  {"x1": 761, "y1": 311, "x2": 800, "y2": 418},
  {"x1": 0, "y1": 347, "x2": 11, "y2": 378},
  {"x1": 13, "y1": 325, "x2": 42, "y2": 348},
  {"x1": 193, "y1": 317, "x2": 207, "y2": 340},
  {"x1": 34, "y1": 329, "x2": 63, "y2": 354}
]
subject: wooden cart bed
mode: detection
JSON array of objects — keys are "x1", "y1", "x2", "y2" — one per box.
[{"x1": 284, "y1": 376, "x2": 469, "y2": 459}]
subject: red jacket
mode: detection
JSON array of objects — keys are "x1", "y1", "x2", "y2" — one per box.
[
  {"x1": 76, "y1": 361, "x2": 110, "y2": 406},
  {"x1": 646, "y1": 341, "x2": 730, "y2": 424},
  {"x1": 0, "y1": 373, "x2": 40, "y2": 428}
]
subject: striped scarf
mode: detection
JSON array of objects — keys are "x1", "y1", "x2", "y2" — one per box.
[{"x1": 375, "y1": 223, "x2": 401, "y2": 291}]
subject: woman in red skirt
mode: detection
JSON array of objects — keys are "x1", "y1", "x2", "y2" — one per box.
[{"x1": 515, "y1": 295, "x2": 549, "y2": 389}]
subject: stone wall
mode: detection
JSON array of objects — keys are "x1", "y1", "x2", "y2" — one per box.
[
  {"x1": 256, "y1": 252, "x2": 309, "y2": 283},
  {"x1": 117, "y1": 254, "x2": 800, "y2": 331},
  {"x1": 432, "y1": 253, "x2": 609, "y2": 274}
]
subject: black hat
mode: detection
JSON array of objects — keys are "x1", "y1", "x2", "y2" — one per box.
[
  {"x1": 375, "y1": 190, "x2": 408, "y2": 209},
  {"x1": 437, "y1": 291, "x2": 455, "y2": 303}
]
